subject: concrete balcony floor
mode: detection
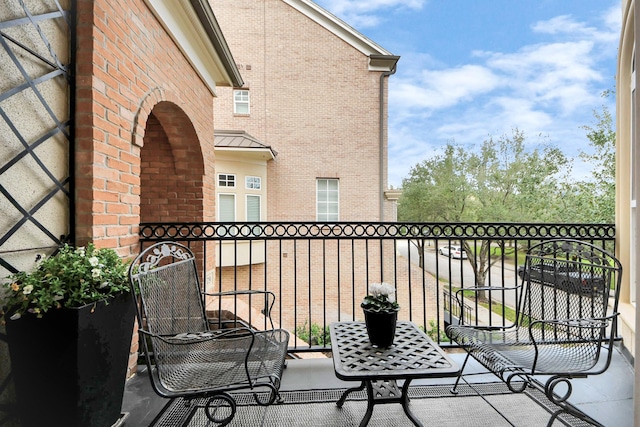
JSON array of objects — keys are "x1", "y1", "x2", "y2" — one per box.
[{"x1": 122, "y1": 346, "x2": 634, "y2": 426}]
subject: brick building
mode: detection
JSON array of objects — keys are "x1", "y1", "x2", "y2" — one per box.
[
  {"x1": 204, "y1": 1, "x2": 437, "y2": 334},
  {"x1": 1, "y1": 0, "x2": 432, "y2": 421},
  {"x1": 209, "y1": 0, "x2": 400, "y2": 224}
]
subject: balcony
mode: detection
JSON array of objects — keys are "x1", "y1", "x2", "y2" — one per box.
[
  {"x1": 121, "y1": 221, "x2": 632, "y2": 426},
  {"x1": 123, "y1": 349, "x2": 632, "y2": 426}
]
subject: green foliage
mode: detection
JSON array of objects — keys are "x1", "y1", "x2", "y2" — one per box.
[
  {"x1": 422, "y1": 320, "x2": 449, "y2": 342},
  {"x1": 399, "y1": 144, "x2": 476, "y2": 222},
  {"x1": 398, "y1": 120, "x2": 616, "y2": 290},
  {"x1": 296, "y1": 320, "x2": 331, "y2": 346},
  {"x1": 399, "y1": 118, "x2": 615, "y2": 225},
  {"x1": 575, "y1": 103, "x2": 616, "y2": 223},
  {"x1": 1, "y1": 243, "x2": 130, "y2": 321}
]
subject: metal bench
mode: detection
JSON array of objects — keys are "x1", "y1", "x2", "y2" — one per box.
[
  {"x1": 446, "y1": 239, "x2": 622, "y2": 426},
  {"x1": 129, "y1": 242, "x2": 289, "y2": 426}
]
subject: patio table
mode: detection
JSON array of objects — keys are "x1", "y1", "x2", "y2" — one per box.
[{"x1": 329, "y1": 321, "x2": 460, "y2": 427}]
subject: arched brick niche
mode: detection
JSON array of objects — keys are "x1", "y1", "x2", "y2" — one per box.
[{"x1": 140, "y1": 102, "x2": 205, "y2": 224}]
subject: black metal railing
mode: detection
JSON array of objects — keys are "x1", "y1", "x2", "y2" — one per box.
[{"x1": 138, "y1": 222, "x2": 616, "y2": 352}]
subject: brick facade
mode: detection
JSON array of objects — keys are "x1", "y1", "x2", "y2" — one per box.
[
  {"x1": 75, "y1": 0, "x2": 217, "y2": 258},
  {"x1": 210, "y1": 0, "x2": 395, "y2": 222},
  {"x1": 74, "y1": 0, "x2": 222, "y2": 377},
  {"x1": 204, "y1": 1, "x2": 436, "y2": 339}
]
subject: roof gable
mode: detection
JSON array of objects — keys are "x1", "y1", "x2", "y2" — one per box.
[{"x1": 282, "y1": 0, "x2": 399, "y2": 72}]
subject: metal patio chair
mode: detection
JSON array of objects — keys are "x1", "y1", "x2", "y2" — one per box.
[
  {"x1": 446, "y1": 239, "x2": 622, "y2": 426},
  {"x1": 129, "y1": 242, "x2": 289, "y2": 426}
]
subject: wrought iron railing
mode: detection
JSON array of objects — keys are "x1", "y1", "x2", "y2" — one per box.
[{"x1": 138, "y1": 222, "x2": 616, "y2": 352}]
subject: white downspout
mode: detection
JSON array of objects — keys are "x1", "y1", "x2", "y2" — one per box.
[{"x1": 379, "y1": 64, "x2": 397, "y2": 221}]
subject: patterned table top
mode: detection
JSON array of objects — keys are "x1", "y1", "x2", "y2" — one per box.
[{"x1": 330, "y1": 321, "x2": 460, "y2": 381}]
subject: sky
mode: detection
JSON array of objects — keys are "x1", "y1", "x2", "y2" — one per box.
[{"x1": 313, "y1": 0, "x2": 621, "y2": 188}]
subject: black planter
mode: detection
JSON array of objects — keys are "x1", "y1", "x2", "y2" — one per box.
[
  {"x1": 363, "y1": 309, "x2": 398, "y2": 347},
  {"x1": 5, "y1": 292, "x2": 135, "y2": 427}
]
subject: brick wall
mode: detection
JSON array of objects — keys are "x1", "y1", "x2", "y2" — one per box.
[
  {"x1": 75, "y1": 0, "x2": 216, "y2": 258},
  {"x1": 75, "y1": 0, "x2": 219, "y2": 377},
  {"x1": 210, "y1": 0, "x2": 390, "y2": 222},
  {"x1": 207, "y1": 1, "x2": 414, "y2": 344}
]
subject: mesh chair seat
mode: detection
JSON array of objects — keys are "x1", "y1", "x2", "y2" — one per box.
[{"x1": 447, "y1": 325, "x2": 601, "y2": 376}]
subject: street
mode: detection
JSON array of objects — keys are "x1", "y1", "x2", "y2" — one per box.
[{"x1": 397, "y1": 240, "x2": 519, "y2": 309}]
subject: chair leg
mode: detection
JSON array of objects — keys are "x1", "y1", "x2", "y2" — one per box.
[
  {"x1": 543, "y1": 376, "x2": 605, "y2": 427},
  {"x1": 203, "y1": 393, "x2": 237, "y2": 427},
  {"x1": 450, "y1": 351, "x2": 471, "y2": 394}
]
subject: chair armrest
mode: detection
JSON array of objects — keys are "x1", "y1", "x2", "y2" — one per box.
[
  {"x1": 450, "y1": 285, "x2": 521, "y2": 327},
  {"x1": 530, "y1": 313, "x2": 617, "y2": 333},
  {"x1": 203, "y1": 289, "x2": 278, "y2": 330},
  {"x1": 203, "y1": 289, "x2": 277, "y2": 306},
  {"x1": 138, "y1": 327, "x2": 256, "y2": 345},
  {"x1": 454, "y1": 285, "x2": 521, "y2": 297}
]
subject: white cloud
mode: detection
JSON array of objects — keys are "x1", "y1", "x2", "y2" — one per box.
[
  {"x1": 532, "y1": 15, "x2": 594, "y2": 37},
  {"x1": 317, "y1": 0, "x2": 426, "y2": 28},
  {"x1": 480, "y1": 41, "x2": 602, "y2": 115},
  {"x1": 532, "y1": 10, "x2": 620, "y2": 45},
  {"x1": 391, "y1": 65, "x2": 500, "y2": 110}
]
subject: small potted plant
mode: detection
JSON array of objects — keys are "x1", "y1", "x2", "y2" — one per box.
[
  {"x1": 1, "y1": 243, "x2": 135, "y2": 427},
  {"x1": 361, "y1": 282, "x2": 400, "y2": 347}
]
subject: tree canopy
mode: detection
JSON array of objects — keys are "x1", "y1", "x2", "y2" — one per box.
[
  {"x1": 397, "y1": 107, "x2": 615, "y2": 290},
  {"x1": 398, "y1": 105, "x2": 615, "y2": 225}
]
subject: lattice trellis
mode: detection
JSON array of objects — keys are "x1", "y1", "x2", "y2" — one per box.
[{"x1": 0, "y1": 0, "x2": 74, "y2": 276}]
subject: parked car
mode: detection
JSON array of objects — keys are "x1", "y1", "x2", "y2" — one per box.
[
  {"x1": 439, "y1": 245, "x2": 468, "y2": 259},
  {"x1": 517, "y1": 260, "x2": 606, "y2": 295}
]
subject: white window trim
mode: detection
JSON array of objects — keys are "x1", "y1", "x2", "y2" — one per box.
[
  {"x1": 233, "y1": 89, "x2": 250, "y2": 115},
  {"x1": 316, "y1": 178, "x2": 340, "y2": 222},
  {"x1": 245, "y1": 176, "x2": 262, "y2": 190},
  {"x1": 218, "y1": 173, "x2": 236, "y2": 188}
]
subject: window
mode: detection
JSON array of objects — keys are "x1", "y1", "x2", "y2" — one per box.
[
  {"x1": 246, "y1": 176, "x2": 261, "y2": 190},
  {"x1": 317, "y1": 178, "x2": 339, "y2": 221},
  {"x1": 247, "y1": 195, "x2": 261, "y2": 222},
  {"x1": 233, "y1": 90, "x2": 250, "y2": 114},
  {"x1": 218, "y1": 194, "x2": 236, "y2": 222},
  {"x1": 218, "y1": 174, "x2": 235, "y2": 188}
]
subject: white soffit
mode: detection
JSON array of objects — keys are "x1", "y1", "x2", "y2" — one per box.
[
  {"x1": 283, "y1": 0, "x2": 398, "y2": 72},
  {"x1": 144, "y1": 0, "x2": 241, "y2": 94}
]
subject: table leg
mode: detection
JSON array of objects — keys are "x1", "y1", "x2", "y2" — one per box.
[
  {"x1": 336, "y1": 381, "x2": 365, "y2": 408},
  {"x1": 358, "y1": 381, "x2": 375, "y2": 427},
  {"x1": 401, "y1": 379, "x2": 424, "y2": 427}
]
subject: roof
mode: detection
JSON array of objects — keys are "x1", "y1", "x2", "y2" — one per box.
[
  {"x1": 144, "y1": 0, "x2": 243, "y2": 92},
  {"x1": 214, "y1": 130, "x2": 277, "y2": 160},
  {"x1": 283, "y1": 0, "x2": 400, "y2": 72}
]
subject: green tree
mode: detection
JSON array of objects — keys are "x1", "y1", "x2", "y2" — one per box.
[
  {"x1": 575, "y1": 103, "x2": 615, "y2": 223},
  {"x1": 399, "y1": 143, "x2": 475, "y2": 222},
  {"x1": 399, "y1": 129, "x2": 570, "y2": 294},
  {"x1": 469, "y1": 129, "x2": 569, "y2": 223},
  {"x1": 398, "y1": 144, "x2": 477, "y2": 267}
]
